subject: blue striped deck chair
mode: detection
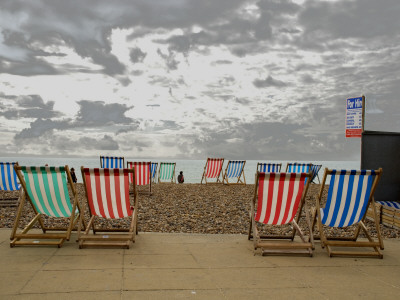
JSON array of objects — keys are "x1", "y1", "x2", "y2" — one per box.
[
  {"x1": 286, "y1": 163, "x2": 312, "y2": 184},
  {"x1": 313, "y1": 168, "x2": 384, "y2": 258},
  {"x1": 158, "y1": 162, "x2": 176, "y2": 183},
  {"x1": 0, "y1": 162, "x2": 21, "y2": 206},
  {"x1": 100, "y1": 156, "x2": 124, "y2": 168},
  {"x1": 10, "y1": 165, "x2": 85, "y2": 248},
  {"x1": 151, "y1": 162, "x2": 158, "y2": 183},
  {"x1": 222, "y1": 160, "x2": 246, "y2": 184},
  {"x1": 310, "y1": 164, "x2": 322, "y2": 184},
  {"x1": 257, "y1": 163, "x2": 282, "y2": 173}
]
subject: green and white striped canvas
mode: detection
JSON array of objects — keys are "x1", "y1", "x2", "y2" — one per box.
[
  {"x1": 21, "y1": 166, "x2": 74, "y2": 217},
  {"x1": 159, "y1": 163, "x2": 175, "y2": 181}
]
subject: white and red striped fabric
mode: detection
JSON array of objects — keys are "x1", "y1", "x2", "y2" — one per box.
[
  {"x1": 205, "y1": 158, "x2": 224, "y2": 178},
  {"x1": 82, "y1": 168, "x2": 132, "y2": 219},
  {"x1": 255, "y1": 172, "x2": 307, "y2": 225},
  {"x1": 127, "y1": 162, "x2": 150, "y2": 186}
]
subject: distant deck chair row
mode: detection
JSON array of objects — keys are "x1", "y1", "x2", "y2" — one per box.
[
  {"x1": 249, "y1": 167, "x2": 384, "y2": 258},
  {"x1": 11, "y1": 164, "x2": 138, "y2": 249},
  {"x1": 257, "y1": 162, "x2": 322, "y2": 184},
  {"x1": 0, "y1": 162, "x2": 21, "y2": 206},
  {"x1": 201, "y1": 158, "x2": 247, "y2": 184}
]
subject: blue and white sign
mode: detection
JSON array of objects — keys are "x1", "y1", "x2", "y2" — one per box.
[{"x1": 346, "y1": 97, "x2": 363, "y2": 138}]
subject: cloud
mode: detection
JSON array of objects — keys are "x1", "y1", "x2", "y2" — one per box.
[
  {"x1": 14, "y1": 118, "x2": 69, "y2": 140},
  {"x1": 129, "y1": 47, "x2": 147, "y2": 63},
  {"x1": 253, "y1": 75, "x2": 287, "y2": 88},
  {"x1": 79, "y1": 135, "x2": 119, "y2": 150}
]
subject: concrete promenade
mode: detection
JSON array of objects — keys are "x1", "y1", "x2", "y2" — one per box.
[{"x1": 1, "y1": 228, "x2": 400, "y2": 299}]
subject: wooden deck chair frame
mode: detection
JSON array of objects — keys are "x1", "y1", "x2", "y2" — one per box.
[
  {"x1": 100, "y1": 156, "x2": 125, "y2": 168},
  {"x1": 158, "y1": 162, "x2": 176, "y2": 183},
  {"x1": 127, "y1": 161, "x2": 152, "y2": 195},
  {"x1": 0, "y1": 162, "x2": 21, "y2": 207},
  {"x1": 257, "y1": 163, "x2": 282, "y2": 173},
  {"x1": 310, "y1": 164, "x2": 322, "y2": 184},
  {"x1": 311, "y1": 168, "x2": 384, "y2": 258},
  {"x1": 10, "y1": 165, "x2": 84, "y2": 248},
  {"x1": 201, "y1": 158, "x2": 224, "y2": 184},
  {"x1": 78, "y1": 167, "x2": 138, "y2": 249},
  {"x1": 150, "y1": 162, "x2": 158, "y2": 183},
  {"x1": 222, "y1": 160, "x2": 246, "y2": 185},
  {"x1": 248, "y1": 171, "x2": 314, "y2": 256}
]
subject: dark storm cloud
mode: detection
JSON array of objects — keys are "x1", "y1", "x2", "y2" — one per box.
[
  {"x1": 79, "y1": 135, "x2": 119, "y2": 150},
  {"x1": 14, "y1": 118, "x2": 69, "y2": 140},
  {"x1": 75, "y1": 100, "x2": 136, "y2": 127},
  {"x1": 253, "y1": 75, "x2": 287, "y2": 88},
  {"x1": 129, "y1": 47, "x2": 147, "y2": 63}
]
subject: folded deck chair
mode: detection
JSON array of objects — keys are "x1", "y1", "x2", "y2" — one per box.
[
  {"x1": 257, "y1": 163, "x2": 282, "y2": 173},
  {"x1": 0, "y1": 162, "x2": 21, "y2": 207},
  {"x1": 127, "y1": 161, "x2": 152, "y2": 195},
  {"x1": 79, "y1": 167, "x2": 138, "y2": 249},
  {"x1": 100, "y1": 156, "x2": 124, "y2": 168},
  {"x1": 248, "y1": 172, "x2": 313, "y2": 256},
  {"x1": 158, "y1": 162, "x2": 176, "y2": 183},
  {"x1": 222, "y1": 160, "x2": 246, "y2": 184},
  {"x1": 10, "y1": 165, "x2": 84, "y2": 248},
  {"x1": 310, "y1": 164, "x2": 322, "y2": 184},
  {"x1": 312, "y1": 168, "x2": 384, "y2": 258},
  {"x1": 201, "y1": 158, "x2": 224, "y2": 184},
  {"x1": 151, "y1": 162, "x2": 158, "y2": 183}
]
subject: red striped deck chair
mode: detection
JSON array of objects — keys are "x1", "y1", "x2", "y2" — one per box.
[
  {"x1": 201, "y1": 158, "x2": 224, "y2": 184},
  {"x1": 127, "y1": 161, "x2": 152, "y2": 195},
  {"x1": 79, "y1": 167, "x2": 138, "y2": 248},
  {"x1": 222, "y1": 160, "x2": 246, "y2": 185},
  {"x1": 10, "y1": 165, "x2": 84, "y2": 248},
  {"x1": 248, "y1": 172, "x2": 313, "y2": 256},
  {"x1": 0, "y1": 162, "x2": 21, "y2": 207},
  {"x1": 312, "y1": 168, "x2": 384, "y2": 258}
]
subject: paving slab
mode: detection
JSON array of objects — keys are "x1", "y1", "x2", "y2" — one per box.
[{"x1": 1, "y1": 229, "x2": 400, "y2": 299}]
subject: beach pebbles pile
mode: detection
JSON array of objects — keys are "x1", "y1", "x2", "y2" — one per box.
[{"x1": 1, "y1": 183, "x2": 399, "y2": 238}]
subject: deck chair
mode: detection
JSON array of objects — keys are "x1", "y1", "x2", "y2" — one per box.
[
  {"x1": 100, "y1": 156, "x2": 124, "y2": 168},
  {"x1": 127, "y1": 161, "x2": 152, "y2": 195},
  {"x1": 200, "y1": 158, "x2": 224, "y2": 184},
  {"x1": 151, "y1": 162, "x2": 158, "y2": 183},
  {"x1": 312, "y1": 168, "x2": 384, "y2": 258},
  {"x1": 158, "y1": 162, "x2": 176, "y2": 183},
  {"x1": 79, "y1": 167, "x2": 138, "y2": 248},
  {"x1": 248, "y1": 172, "x2": 313, "y2": 256},
  {"x1": 257, "y1": 163, "x2": 282, "y2": 173},
  {"x1": 10, "y1": 165, "x2": 84, "y2": 248},
  {"x1": 310, "y1": 164, "x2": 322, "y2": 184},
  {"x1": 286, "y1": 163, "x2": 312, "y2": 184},
  {"x1": 222, "y1": 160, "x2": 246, "y2": 184},
  {"x1": 0, "y1": 162, "x2": 21, "y2": 207}
]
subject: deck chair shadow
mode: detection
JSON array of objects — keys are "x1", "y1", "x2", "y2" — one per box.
[
  {"x1": 151, "y1": 162, "x2": 158, "y2": 183},
  {"x1": 79, "y1": 167, "x2": 138, "y2": 249},
  {"x1": 257, "y1": 163, "x2": 282, "y2": 173},
  {"x1": 248, "y1": 171, "x2": 314, "y2": 256},
  {"x1": 100, "y1": 156, "x2": 124, "y2": 168},
  {"x1": 158, "y1": 162, "x2": 176, "y2": 183},
  {"x1": 310, "y1": 164, "x2": 322, "y2": 184},
  {"x1": 311, "y1": 168, "x2": 384, "y2": 258},
  {"x1": 10, "y1": 165, "x2": 84, "y2": 248},
  {"x1": 127, "y1": 161, "x2": 152, "y2": 195},
  {"x1": 222, "y1": 160, "x2": 246, "y2": 184},
  {"x1": 0, "y1": 162, "x2": 21, "y2": 207},
  {"x1": 201, "y1": 158, "x2": 224, "y2": 184}
]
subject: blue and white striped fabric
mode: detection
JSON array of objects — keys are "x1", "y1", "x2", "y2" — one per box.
[
  {"x1": 377, "y1": 201, "x2": 400, "y2": 209},
  {"x1": 226, "y1": 161, "x2": 245, "y2": 178},
  {"x1": 320, "y1": 170, "x2": 377, "y2": 228},
  {"x1": 101, "y1": 156, "x2": 124, "y2": 168},
  {"x1": 258, "y1": 163, "x2": 281, "y2": 173},
  {"x1": 286, "y1": 163, "x2": 310, "y2": 173},
  {"x1": 0, "y1": 162, "x2": 20, "y2": 191},
  {"x1": 151, "y1": 162, "x2": 158, "y2": 180},
  {"x1": 310, "y1": 164, "x2": 322, "y2": 183}
]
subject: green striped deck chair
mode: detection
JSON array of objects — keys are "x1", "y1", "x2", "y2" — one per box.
[
  {"x1": 10, "y1": 165, "x2": 84, "y2": 248},
  {"x1": 158, "y1": 162, "x2": 176, "y2": 183}
]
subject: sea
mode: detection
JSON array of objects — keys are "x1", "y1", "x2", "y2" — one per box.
[{"x1": 1, "y1": 157, "x2": 360, "y2": 184}]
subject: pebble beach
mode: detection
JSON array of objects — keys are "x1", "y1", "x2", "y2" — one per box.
[{"x1": 1, "y1": 183, "x2": 399, "y2": 239}]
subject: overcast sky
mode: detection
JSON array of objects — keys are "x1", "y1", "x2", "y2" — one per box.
[{"x1": 0, "y1": 0, "x2": 399, "y2": 160}]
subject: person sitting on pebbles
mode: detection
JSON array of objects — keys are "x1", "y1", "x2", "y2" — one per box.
[{"x1": 178, "y1": 171, "x2": 184, "y2": 184}]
